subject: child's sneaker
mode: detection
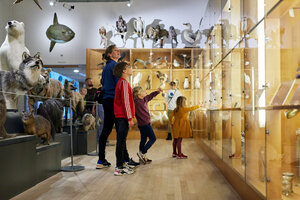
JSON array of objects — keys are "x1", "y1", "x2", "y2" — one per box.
[
  {"x1": 96, "y1": 159, "x2": 111, "y2": 169},
  {"x1": 176, "y1": 153, "x2": 188, "y2": 159},
  {"x1": 172, "y1": 153, "x2": 177, "y2": 158},
  {"x1": 114, "y1": 167, "x2": 135, "y2": 176},
  {"x1": 137, "y1": 152, "x2": 146, "y2": 164},
  {"x1": 123, "y1": 162, "x2": 136, "y2": 170},
  {"x1": 127, "y1": 158, "x2": 140, "y2": 166}
]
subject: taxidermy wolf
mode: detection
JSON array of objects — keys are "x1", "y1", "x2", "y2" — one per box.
[
  {"x1": 28, "y1": 68, "x2": 63, "y2": 111},
  {"x1": 37, "y1": 99, "x2": 64, "y2": 137},
  {"x1": 21, "y1": 111, "x2": 52, "y2": 145},
  {"x1": 0, "y1": 52, "x2": 43, "y2": 110},
  {"x1": 63, "y1": 79, "x2": 84, "y2": 123}
]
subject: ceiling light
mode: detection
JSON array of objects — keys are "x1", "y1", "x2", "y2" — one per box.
[
  {"x1": 49, "y1": 1, "x2": 55, "y2": 6},
  {"x1": 127, "y1": 0, "x2": 132, "y2": 7},
  {"x1": 73, "y1": 69, "x2": 79, "y2": 73}
]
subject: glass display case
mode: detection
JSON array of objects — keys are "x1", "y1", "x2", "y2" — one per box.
[{"x1": 194, "y1": 0, "x2": 300, "y2": 199}]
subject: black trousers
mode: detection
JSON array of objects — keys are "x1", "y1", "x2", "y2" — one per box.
[
  {"x1": 115, "y1": 118, "x2": 130, "y2": 167},
  {"x1": 98, "y1": 98, "x2": 115, "y2": 161}
]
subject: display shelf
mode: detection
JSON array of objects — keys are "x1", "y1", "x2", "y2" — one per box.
[{"x1": 86, "y1": 47, "x2": 202, "y2": 132}]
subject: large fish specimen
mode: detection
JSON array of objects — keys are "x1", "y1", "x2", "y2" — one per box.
[
  {"x1": 13, "y1": 0, "x2": 42, "y2": 10},
  {"x1": 46, "y1": 13, "x2": 75, "y2": 52}
]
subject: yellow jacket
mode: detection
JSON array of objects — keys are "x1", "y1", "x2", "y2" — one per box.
[{"x1": 169, "y1": 105, "x2": 199, "y2": 138}]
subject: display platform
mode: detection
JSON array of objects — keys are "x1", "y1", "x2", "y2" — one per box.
[{"x1": 0, "y1": 136, "x2": 61, "y2": 200}]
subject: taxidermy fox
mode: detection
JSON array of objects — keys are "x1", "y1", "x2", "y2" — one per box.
[
  {"x1": 63, "y1": 79, "x2": 84, "y2": 122},
  {"x1": 28, "y1": 68, "x2": 63, "y2": 111},
  {"x1": 21, "y1": 111, "x2": 52, "y2": 145}
]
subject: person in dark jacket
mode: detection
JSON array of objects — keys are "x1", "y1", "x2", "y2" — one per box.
[{"x1": 96, "y1": 44, "x2": 120, "y2": 169}]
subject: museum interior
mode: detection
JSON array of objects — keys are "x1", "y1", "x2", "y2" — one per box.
[{"x1": 0, "y1": 0, "x2": 299, "y2": 199}]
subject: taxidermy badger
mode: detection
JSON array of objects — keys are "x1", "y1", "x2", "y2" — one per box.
[{"x1": 0, "y1": 52, "x2": 43, "y2": 139}]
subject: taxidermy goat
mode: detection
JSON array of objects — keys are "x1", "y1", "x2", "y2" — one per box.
[
  {"x1": 37, "y1": 99, "x2": 64, "y2": 137},
  {"x1": 46, "y1": 13, "x2": 75, "y2": 52},
  {"x1": 99, "y1": 26, "x2": 108, "y2": 48},
  {"x1": 82, "y1": 113, "x2": 96, "y2": 132},
  {"x1": 0, "y1": 20, "x2": 30, "y2": 72},
  {"x1": 22, "y1": 111, "x2": 52, "y2": 145},
  {"x1": 13, "y1": 0, "x2": 42, "y2": 10},
  {"x1": 63, "y1": 79, "x2": 84, "y2": 123},
  {"x1": 0, "y1": 52, "x2": 43, "y2": 109},
  {"x1": 28, "y1": 68, "x2": 63, "y2": 112}
]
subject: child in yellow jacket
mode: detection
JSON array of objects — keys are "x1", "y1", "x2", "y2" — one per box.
[{"x1": 169, "y1": 96, "x2": 200, "y2": 159}]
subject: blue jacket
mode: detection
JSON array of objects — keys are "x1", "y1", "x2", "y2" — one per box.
[{"x1": 101, "y1": 60, "x2": 119, "y2": 99}]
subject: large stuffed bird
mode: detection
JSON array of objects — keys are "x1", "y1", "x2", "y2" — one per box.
[{"x1": 182, "y1": 23, "x2": 201, "y2": 45}]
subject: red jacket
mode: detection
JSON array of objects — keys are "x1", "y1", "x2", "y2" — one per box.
[{"x1": 114, "y1": 78, "x2": 135, "y2": 121}]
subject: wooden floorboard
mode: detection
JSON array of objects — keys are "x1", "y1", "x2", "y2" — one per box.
[{"x1": 12, "y1": 139, "x2": 241, "y2": 200}]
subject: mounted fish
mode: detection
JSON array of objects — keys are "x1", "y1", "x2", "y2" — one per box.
[
  {"x1": 133, "y1": 17, "x2": 145, "y2": 48},
  {"x1": 46, "y1": 13, "x2": 75, "y2": 52},
  {"x1": 13, "y1": 0, "x2": 42, "y2": 10}
]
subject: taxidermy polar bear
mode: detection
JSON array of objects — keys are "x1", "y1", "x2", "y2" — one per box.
[{"x1": 0, "y1": 20, "x2": 30, "y2": 71}]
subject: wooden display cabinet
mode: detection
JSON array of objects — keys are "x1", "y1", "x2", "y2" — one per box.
[{"x1": 86, "y1": 47, "x2": 201, "y2": 136}]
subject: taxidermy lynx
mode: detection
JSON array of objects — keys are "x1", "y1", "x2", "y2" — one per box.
[
  {"x1": 63, "y1": 79, "x2": 84, "y2": 122},
  {"x1": 21, "y1": 111, "x2": 52, "y2": 145}
]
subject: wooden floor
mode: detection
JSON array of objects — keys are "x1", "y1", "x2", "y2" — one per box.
[{"x1": 12, "y1": 139, "x2": 241, "y2": 200}]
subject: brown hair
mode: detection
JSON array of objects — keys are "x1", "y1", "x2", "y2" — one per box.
[
  {"x1": 113, "y1": 61, "x2": 128, "y2": 78},
  {"x1": 102, "y1": 44, "x2": 116, "y2": 61},
  {"x1": 133, "y1": 86, "x2": 143, "y2": 99},
  {"x1": 174, "y1": 96, "x2": 186, "y2": 113}
]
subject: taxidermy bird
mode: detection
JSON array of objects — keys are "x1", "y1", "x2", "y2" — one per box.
[
  {"x1": 151, "y1": 103, "x2": 164, "y2": 124},
  {"x1": 174, "y1": 79, "x2": 179, "y2": 87},
  {"x1": 13, "y1": 0, "x2": 42, "y2": 10},
  {"x1": 156, "y1": 71, "x2": 168, "y2": 89},
  {"x1": 116, "y1": 15, "x2": 127, "y2": 40},
  {"x1": 176, "y1": 54, "x2": 191, "y2": 68},
  {"x1": 182, "y1": 23, "x2": 201, "y2": 45},
  {"x1": 99, "y1": 26, "x2": 107, "y2": 48},
  {"x1": 195, "y1": 77, "x2": 201, "y2": 89},
  {"x1": 133, "y1": 17, "x2": 144, "y2": 37},
  {"x1": 145, "y1": 74, "x2": 151, "y2": 90},
  {"x1": 184, "y1": 77, "x2": 189, "y2": 89},
  {"x1": 169, "y1": 26, "x2": 178, "y2": 48},
  {"x1": 134, "y1": 58, "x2": 151, "y2": 69},
  {"x1": 153, "y1": 57, "x2": 162, "y2": 67},
  {"x1": 173, "y1": 59, "x2": 181, "y2": 67},
  {"x1": 133, "y1": 72, "x2": 142, "y2": 87},
  {"x1": 46, "y1": 13, "x2": 75, "y2": 52}
]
